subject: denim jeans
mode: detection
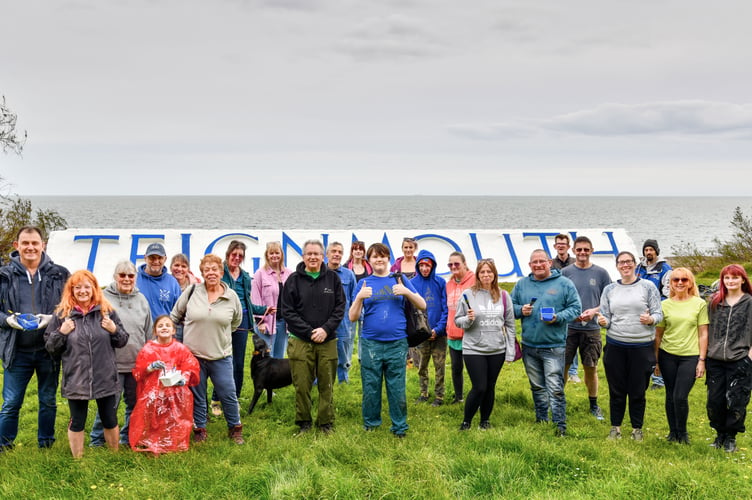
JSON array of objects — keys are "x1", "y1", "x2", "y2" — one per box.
[
  {"x1": 90, "y1": 373, "x2": 137, "y2": 446},
  {"x1": 360, "y1": 337, "x2": 409, "y2": 435},
  {"x1": 337, "y1": 327, "x2": 354, "y2": 383},
  {"x1": 190, "y1": 356, "x2": 240, "y2": 429},
  {"x1": 272, "y1": 318, "x2": 288, "y2": 359},
  {"x1": 0, "y1": 349, "x2": 60, "y2": 448},
  {"x1": 522, "y1": 346, "x2": 567, "y2": 429},
  {"x1": 213, "y1": 326, "x2": 249, "y2": 401}
]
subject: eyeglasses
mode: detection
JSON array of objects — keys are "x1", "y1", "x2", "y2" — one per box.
[
  {"x1": 403, "y1": 237, "x2": 417, "y2": 243},
  {"x1": 118, "y1": 273, "x2": 136, "y2": 279},
  {"x1": 447, "y1": 262, "x2": 461, "y2": 268},
  {"x1": 574, "y1": 248, "x2": 592, "y2": 253},
  {"x1": 616, "y1": 260, "x2": 634, "y2": 266},
  {"x1": 672, "y1": 277, "x2": 690, "y2": 283}
]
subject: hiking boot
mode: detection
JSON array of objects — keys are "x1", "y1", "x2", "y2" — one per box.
[
  {"x1": 590, "y1": 406, "x2": 605, "y2": 421},
  {"x1": 479, "y1": 420, "x2": 491, "y2": 430},
  {"x1": 607, "y1": 427, "x2": 621, "y2": 440},
  {"x1": 228, "y1": 424, "x2": 244, "y2": 445},
  {"x1": 709, "y1": 434, "x2": 726, "y2": 449},
  {"x1": 295, "y1": 422, "x2": 312, "y2": 436},
  {"x1": 319, "y1": 423, "x2": 334, "y2": 435},
  {"x1": 459, "y1": 422, "x2": 471, "y2": 431},
  {"x1": 211, "y1": 401, "x2": 223, "y2": 417},
  {"x1": 724, "y1": 437, "x2": 738, "y2": 453},
  {"x1": 193, "y1": 428, "x2": 207, "y2": 443},
  {"x1": 431, "y1": 398, "x2": 444, "y2": 407},
  {"x1": 415, "y1": 395, "x2": 429, "y2": 403},
  {"x1": 631, "y1": 428, "x2": 644, "y2": 442}
]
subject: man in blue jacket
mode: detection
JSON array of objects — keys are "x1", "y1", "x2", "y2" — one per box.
[
  {"x1": 0, "y1": 226, "x2": 70, "y2": 451},
  {"x1": 511, "y1": 249, "x2": 581, "y2": 437},
  {"x1": 411, "y1": 250, "x2": 448, "y2": 406},
  {"x1": 326, "y1": 242, "x2": 357, "y2": 384},
  {"x1": 136, "y1": 242, "x2": 181, "y2": 320}
]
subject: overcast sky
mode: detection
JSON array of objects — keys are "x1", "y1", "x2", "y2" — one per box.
[{"x1": 2, "y1": 0, "x2": 751, "y2": 196}]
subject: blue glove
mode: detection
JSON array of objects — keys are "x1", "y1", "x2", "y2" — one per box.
[{"x1": 148, "y1": 360, "x2": 166, "y2": 372}]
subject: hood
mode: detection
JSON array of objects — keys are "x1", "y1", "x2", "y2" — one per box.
[
  {"x1": 104, "y1": 280, "x2": 142, "y2": 298},
  {"x1": 527, "y1": 268, "x2": 563, "y2": 282},
  {"x1": 639, "y1": 256, "x2": 668, "y2": 269},
  {"x1": 138, "y1": 263, "x2": 169, "y2": 281},
  {"x1": 8, "y1": 250, "x2": 54, "y2": 278},
  {"x1": 414, "y1": 249, "x2": 437, "y2": 279}
]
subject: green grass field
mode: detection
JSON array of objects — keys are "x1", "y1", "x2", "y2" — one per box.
[{"x1": 1, "y1": 333, "x2": 750, "y2": 499}]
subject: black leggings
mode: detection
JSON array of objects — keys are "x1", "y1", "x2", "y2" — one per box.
[
  {"x1": 463, "y1": 353, "x2": 505, "y2": 424},
  {"x1": 449, "y1": 347, "x2": 464, "y2": 399},
  {"x1": 68, "y1": 394, "x2": 118, "y2": 432},
  {"x1": 603, "y1": 342, "x2": 654, "y2": 429},
  {"x1": 658, "y1": 349, "x2": 698, "y2": 435}
]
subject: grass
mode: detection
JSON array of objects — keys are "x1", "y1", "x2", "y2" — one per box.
[{"x1": 2, "y1": 331, "x2": 752, "y2": 499}]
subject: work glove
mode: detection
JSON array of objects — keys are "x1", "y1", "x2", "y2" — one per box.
[
  {"x1": 36, "y1": 314, "x2": 53, "y2": 329},
  {"x1": 5, "y1": 314, "x2": 23, "y2": 330},
  {"x1": 148, "y1": 360, "x2": 166, "y2": 372}
]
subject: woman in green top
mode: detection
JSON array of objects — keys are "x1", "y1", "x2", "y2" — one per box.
[{"x1": 654, "y1": 267, "x2": 709, "y2": 444}]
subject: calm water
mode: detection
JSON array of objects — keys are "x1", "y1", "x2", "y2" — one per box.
[{"x1": 28, "y1": 196, "x2": 752, "y2": 256}]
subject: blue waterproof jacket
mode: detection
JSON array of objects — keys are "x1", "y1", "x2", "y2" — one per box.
[{"x1": 410, "y1": 250, "x2": 448, "y2": 336}]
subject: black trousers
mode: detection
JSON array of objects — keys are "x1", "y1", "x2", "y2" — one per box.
[
  {"x1": 449, "y1": 347, "x2": 464, "y2": 399},
  {"x1": 603, "y1": 342, "x2": 654, "y2": 429},
  {"x1": 463, "y1": 353, "x2": 504, "y2": 424},
  {"x1": 706, "y1": 357, "x2": 752, "y2": 437},
  {"x1": 658, "y1": 349, "x2": 698, "y2": 435}
]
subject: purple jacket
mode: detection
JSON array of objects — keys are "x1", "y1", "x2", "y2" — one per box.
[{"x1": 251, "y1": 266, "x2": 293, "y2": 334}]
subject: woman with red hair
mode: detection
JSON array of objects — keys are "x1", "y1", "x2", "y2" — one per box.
[
  {"x1": 44, "y1": 270, "x2": 129, "y2": 458},
  {"x1": 706, "y1": 264, "x2": 752, "y2": 453}
]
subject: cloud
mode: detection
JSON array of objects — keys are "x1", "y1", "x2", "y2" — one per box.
[
  {"x1": 334, "y1": 14, "x2": 443, "y2": 59},
  {"x1": 449, "y1": 101, "x2": 752, "y2": 140}
]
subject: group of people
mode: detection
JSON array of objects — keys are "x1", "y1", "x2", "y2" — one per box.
[{"x1": 0, "y1": 227, "x2": 750, "y2": 458}]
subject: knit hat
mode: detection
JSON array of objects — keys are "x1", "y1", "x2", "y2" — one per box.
[{"x1": 642, "y1": 239, "x2": 660, "y2": 256}]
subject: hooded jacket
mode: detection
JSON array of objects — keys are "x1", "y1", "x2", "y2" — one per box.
[
  {"x1": 136, "y1": 264, "x2": 182, "y2": 319},
  {"x1": 103, "y1": 282, "x2": 153, "y2": 373},
  {"x1": 446, "y1": 268, "x2": 476, "y2": 341},
  {"x1": 45, "y1": 306, "x2": 129, "y2": 400},
  {"x1": 636, "y1": 257, "x2": 672, "y2": 299},
  {"x1": 0, "y1": 251, "x2": 69, "y2": 369},
  {"x1": 410, "y1": 250, "x2": 448, "y2": 336},
  {"x1": 511, "y1": 269, "x2": 582, "y2": 348},
  {"x1": 708, "y1": 293, "x2": 752, "y2": 362},
  {"x1": 281, "y1": 261, "x2": 345, "y2": 342}
]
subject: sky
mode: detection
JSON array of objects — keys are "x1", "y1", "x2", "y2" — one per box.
[{"x1": 1, "y1": 0, "x2": 751, "y2": 196}]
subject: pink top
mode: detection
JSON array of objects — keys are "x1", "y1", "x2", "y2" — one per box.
[{"x1": 251, "y1": 265, "x2": 293, "y2": 334}]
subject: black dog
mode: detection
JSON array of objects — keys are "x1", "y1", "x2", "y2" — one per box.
[{"x1": 248, "y1": 334, "x2": 293, "y2": 415}]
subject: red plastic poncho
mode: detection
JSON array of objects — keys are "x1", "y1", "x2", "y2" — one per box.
[{"x1": 129, "y1": 339, "x2": 200, "y2": 454}]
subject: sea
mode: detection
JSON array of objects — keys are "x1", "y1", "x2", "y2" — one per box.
[{"x1": 27, "y1": 196, "x2": 752, "y2": 257}]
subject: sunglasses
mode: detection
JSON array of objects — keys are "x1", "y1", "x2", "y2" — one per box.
[
  {"x1": 672, "y1": 277, "x2": 690, "y2": 283},
  {"x1": 447, "y1": 262, "x2": 461, "y2": 268},
  {"x1": 118, "y1": 273, "x2": 136, "y2": 279}
]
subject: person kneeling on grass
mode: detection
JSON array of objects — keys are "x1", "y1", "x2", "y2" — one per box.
[{"x1": 130, "y1": 315, "x2": 200, "y2": 454}]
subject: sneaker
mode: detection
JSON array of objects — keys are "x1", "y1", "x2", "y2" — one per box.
[
  {"x1": 590, "y1": 406, "x2": 605, "y2": 421},
  {"x1": 415, "y1": 395, "x2": 429, "y2": 403},
  {"x1": 228, "y1": 424, "x2": 244, "y2": 445},
  {"x1": 677, "y1": 432, "x2": 690, "y2": 445},
  {"x1": 479, "y1": 420, "x2": 491, "y2": 430},
  {"x1": 667, "y1": 431, "x2": 678, "y2": 442},
  {"x1": 724, "y1": 437, "x2": 738, "y2": 453},
  {"x1": 393, "y1": 432, "x2": 406, "y2": 439},
  {"x1": 451, "y1": 396, "x2": 464, "y2": 405},
  {"x1": 631, "y1": 428, "x2": 643, "y2": 442},
  {"x1": 319, "y1": 423, "x2": 334, "y2": 435},
  {"x1": 193, "y1": 428, "x2": 207, "y2": 443},
  {"x1": 555, "y1": 427, "x2": 566, "y2": 437},
  {"x1": 295, "y1": 422, "x2": 312, "y2": 436},
  {"x1": 431, "y1": 398, "x2": 444, "y2": 407},
  {"x1": 649, "y1": 383, "x2": 664, "y2": 391},
  {"x1": 569, "y1": 374, "x2": 582, "y2": 383},
  {"x1": 211, "y1": 401, "x2": 223, "y2": 417},
  {"x1": 709, "y1": 434, "x2": 726, "y2": 449},
  {"x1": 459, "y1": 422, "x2": 471, "y2": 431},
  {"x1": 607, "y1": 427, "x2": 621, "y2": 440}
]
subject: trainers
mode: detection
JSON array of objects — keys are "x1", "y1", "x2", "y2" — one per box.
[
  {"x1": 295, "y1": 422, "x2": 312, "y2": 436},
  {"x1": 649, "y1": 383, "x2": 664, "y2": 391},
  {"x1": 724, "y1": 437, "x2": 738, "y2": 453},
  {"x1": 319, "y1": 423, "x2": 334, "y2": 435},
  {"x1": 676, "y1": 432, "x2": 690, "y2": 445},
  {"x1": 228, "y1": 424, "x2": 244, "y2": 445},
  {"x1": 193, "y1": 428, "x2": 207, "y2": 443},
  {"x1": 709, "y1": 434, "x2": 726, "y2": 448},
  {"x1": 569, "y1": 374, "x2": 582, "y2": 383},
  {"x1": 667, "y1": 431, "x2": 678, "y2": 442},
  {"x1": 631, "y1": 428, "x2": 643, "y2": 442},
  {"x1": 211, "y1": 401, "x2": 223, "y2": 417},
  {"x1": 431, "y1": 398, "x2": 444, "y2": 407},
  {"x1": 415, "y1": 395, "x2": 429, "y2": 403},
  {"x1": 479, "y1": 420, "x2": 491, "y2": 430},
  {"x1": 459, "y1": 422, "x2": 471, "y2": 431},
  {"x1": 451, "y1": 396, "x2": 464, "y2": 404},
  {"x1": 590, "y1": 406, "x2": 605, "y2": 421},
  {"x1": 607, "y1": 427, "x2": 621, "y2": 440},
  {"x1": 555, "y1": 427, "x2": 566, "y2": 437}
]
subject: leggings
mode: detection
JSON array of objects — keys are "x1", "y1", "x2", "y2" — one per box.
[
  {"x1": 68, "y1": 394, "x2": 118, "y2": 432},
  {"x1": 449, "y1": 347, "x2": 464, "y2": 399},
  {"x1": 658, "y1": 349, "x2": 698, "y2": 435},
  {"x1": 463, "y1": 353, "x2": 505, "y2": 424}
]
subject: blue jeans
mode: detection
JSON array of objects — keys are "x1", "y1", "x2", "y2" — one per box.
[
  {"x1": 337, "y1": 327, "x2": 354, "y2": 383},
  {"x1": 569, "y1": 354, "x2": 579, "y2": 376},
  {"x1": 0, "y1": 350, "x2": 60, "y2": 448},
  {"x1": 522, "y1": 346, "x2": 567, "y2": 430},
  {"x1": 272, "y1": 318, "x2": 288, "y2": 359},
  {"x1": 360, "y1": 337, "x2": 409, "y2": 435},
  {"x1": 90, "y1": 373, "x2": 137, "y2": 446},
  {"x1": 212, "y1": 326, "x2": 249, "y2": 401},
  {"x1": 191, "y1": 357, "x2": 241, "y2": 429}
]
